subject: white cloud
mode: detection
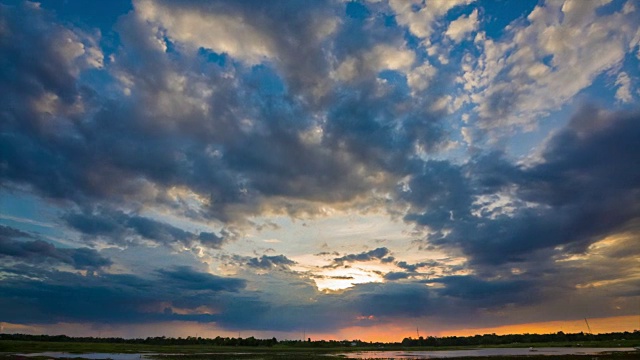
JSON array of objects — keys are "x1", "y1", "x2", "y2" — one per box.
[
  {"x1": 45, "y1": 15, "x2": 104, "y2": 74},
  {"x1": 614, "y1": 72, "x2": 633, "y2": 103},
  {"x1": 390, "y1": 0, "x2": 475, "y2": 45},
  {"x1": 458, "y1": 0, "x2": 640, "y2": 131},
  {"x1": 134, "y1": 0, "x2": 274, "y2": 65},
  {"x1": 430, "y1": 95, "x2": 451, "y2": 112},
  {"x1": 367, "y1": 44, "x2": 416, "y2": 71},
  {"x1": 406, "y1": 62, "x2": 436, "y2": 92},
  {"x1": 333, "y1": 44, "x2": 416, "y2": 81},
  {"x1": 460, "y1": 127, "x2": 473, "y2": 145},
  {"x1": 445, "y1": 9, "x2": 479, "y2": 43}
]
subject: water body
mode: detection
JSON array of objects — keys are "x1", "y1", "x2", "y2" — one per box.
[
  {"x1": 18, "y1": 352, "x2": 264, "y2": 360},
  {"x1": 19, "y1": 352, "x2": 155, "y2": 360},
  {"x1": 18, "y1": 348, "x2": 637, "y2": 359},
  {"x1": 340, "y1": 347, "x2": 637, "y2": 359}
]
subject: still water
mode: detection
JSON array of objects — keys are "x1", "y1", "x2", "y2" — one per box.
[
  {"x1": 20, "y1": 353, "x2": 151, "y2": 360},
  {"x1": 340, "y1": 347, "x2": 636, "y2": 359}
]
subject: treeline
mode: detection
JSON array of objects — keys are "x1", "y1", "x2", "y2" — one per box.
[
  {"x1": 0, "y1": 334, "x2": 371, "y2": 348},
  {"x1": 277, "y1": 339, "x2": 372, "y2": 348},
  {"x1": 0, "y1": 334, "x2": 278, "y2": 347},
  {"x1": 1, "y1": 330, "x2": 639, "y2": 348},
  {"x1": 401, "y1": 330, "x2": 640, "y2": 347}
]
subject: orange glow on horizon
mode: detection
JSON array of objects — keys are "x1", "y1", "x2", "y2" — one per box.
[
  {"x1": 436, "y1": 315, "x2": 640, "y2": 338},
  {"x1": 319, "y1": 315, "x2": 640, "y2": 343},
  {"x1": 3, "y1": 315, "x2": 638, "y2": 343}
]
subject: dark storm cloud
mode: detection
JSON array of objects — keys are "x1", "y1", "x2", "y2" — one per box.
[
  {"x1": 0, "y1": 225, "x2": 112, "y2": 270},
  {"x1": 323, "y1": 80, "x2": 446, "y2": 174},
  {"x1": 0, "y1": 264, "x2": 152, "y2": 324},
  {"x1": 401, "y1": 159, "x2": 473, "y2": 228},
  {"x1": 211, "y1": 297, "x2": 357, "y2": 332},
  {"x1": 247, "y1": 255, "x2": 296, "y2": 269},
  {"x1": 110, "y1": 0, "x2": 428, "y2": 213},
  {"x1": 0, "y1": 0, "x2": 437, "y2": 231},
  {"x1": 0, "y1": 256, "x2": 628, "y2": 332},
  {"x1": 0, "y1": 225, "x2": 32, "y2": 238},
  {"x1": 145, "y1": 0, "x2": 338, "y2": 95},
  {"x1": 430, "y1": 275, "x2": 531, "y2": 304},
  {"x1": 0, "y1": 1, "x2": 103, "y2": 201},
  {"x1": 0, "y1": 264, "x2": 246, "y2": 325},
  {"x1": 383, "y1": 271, "x2": 410, "y2": 281},
  {"x1": 0, "y1": 263, "x2": 348, "y2": 332},
  {"x1": 1, "y1": 0, "x2": 638, "y2": 335},
  {"x1": 350, "y1": 282, "x2": 436, "y2": 318},
  {"x1": 0, "y1": 2, "x2": 91, "y2": 108},
  {"x1": 63, "y1": 209, "x2": 226, "y2": 248},
  {"x1": 210, "y1": 279, "x2": 515, "y2": 331},
  {"x1": 403, "y1": 108, "x2": 640, "y2": 268},
  {"x1": 383, "y1": 259, "x2": 459, "y2": 282},
  {"x1": 333, "y1": 247, "x2": 390, "y2": 265},
  {"x1": 395, "y1": 260, "x2": 439, "y2": 272},
  {"x1": 156, "y1": 266, "x2": 245, "y2": 292},
  {"x1": 198, "y1": 232, "x2": 225, "y2": 248},
  {"x1": 0, "y1": 252, "x2": 481, "y2": 331},
  {"x1": 347, "y1": 275, "x2": 541, "y2": 322}
]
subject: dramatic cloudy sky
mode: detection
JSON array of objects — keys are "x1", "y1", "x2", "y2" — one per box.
[{"x1": 1, "y1": 0, "x2": 639, "y2": 341}]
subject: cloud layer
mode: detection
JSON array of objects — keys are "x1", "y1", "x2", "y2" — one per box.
[{"x1": 0, "y1": 0, "x2": 638, "y2": 338}]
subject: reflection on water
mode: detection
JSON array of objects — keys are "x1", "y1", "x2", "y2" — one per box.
[
  {"x1": 340, "y1": 347, "x2": 637, "y2": 359},
  {"x1": 18, "y1": 352, "x2": 260, "y2": 359},
  {"x1": 18, "y1": 347, "x2": 637, "y2": 360},
  {"x1": 20, "y1": 352, "x2": 153, "y2": 360}
]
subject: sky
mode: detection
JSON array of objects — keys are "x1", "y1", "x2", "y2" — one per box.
[{"x1": 0, "y1": 0, "x2": 639, "y2": 342}]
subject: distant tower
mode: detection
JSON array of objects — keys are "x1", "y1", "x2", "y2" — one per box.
[
  {"x1": 584, "y1": 318, "x2": 592, "y2": 334},
  {"x1": 416, "y1": 327, "x2": 420, "y2": 338}
]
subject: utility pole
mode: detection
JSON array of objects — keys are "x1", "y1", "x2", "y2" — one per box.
[{"x1": 584, "y1": 318, "x2": 592, "y2": 334}]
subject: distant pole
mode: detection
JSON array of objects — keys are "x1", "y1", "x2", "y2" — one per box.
[
  {"x1": 303, "y1": 330, "x2": 305, "y2": 342},
  {"x1": 584, "y1": 318, "x2": 592, "y2": 334},
  {"x1": 416, "y1": 327, "x2": 420, "y2": 338}
]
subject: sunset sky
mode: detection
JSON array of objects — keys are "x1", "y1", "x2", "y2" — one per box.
[{"x1": 1, "y1": 0, "x2": 639, "y2": 342}]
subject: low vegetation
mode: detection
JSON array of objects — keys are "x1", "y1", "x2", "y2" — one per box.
[
  {"x1": 400, "y1": 330, "x2": 640, "y2": 347},
  {"x1": 0, "y1": 331, "x2": 638, "y2": 360}
]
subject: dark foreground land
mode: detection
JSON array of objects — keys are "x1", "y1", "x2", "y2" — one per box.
[
  {"x1": 1, "y1": 332, "x2": 638, "y2": 360},
  {"x1": 1, "y1": 352, "x2": 639, "y2": 360},
  {"x1": 0, "y1": 338, "x2": 638, "y2": 352},
  {"x1": 1, "y1": 342, "x2": 639, "y2": 360},
  {"x1": 152, "y1": 353, "x2": 639, "y2": 360}
]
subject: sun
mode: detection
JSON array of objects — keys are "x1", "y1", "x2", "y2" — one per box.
[{"x1": 313, "y1": 266, "x2": 385, "y2": 291}]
